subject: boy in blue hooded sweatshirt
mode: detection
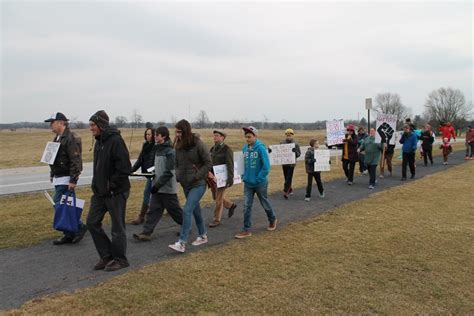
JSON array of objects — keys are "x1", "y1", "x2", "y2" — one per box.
[{"x1": 235, "y1": 126, "x2": 277, "y2": 239}]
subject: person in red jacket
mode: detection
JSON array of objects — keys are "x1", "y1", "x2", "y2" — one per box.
[
  {"x1": 438, "y1": 122, "x2": 456, "y2": 142},
  {"x1": 465, "y1": 125, "x2": 474, "y2": 160},
  {"x1": 440, "y1": 137, "x2": 453, "y2": 165}
]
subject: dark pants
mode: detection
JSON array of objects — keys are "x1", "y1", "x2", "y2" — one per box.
[
  {"x1": 53, "y1": 185, "x2": 84, "y2": 238},
  {"x1": 422, "y1": 146, "x2": 433, "y2": 165},
  {"x1": 466, "y1": 141, "x2": 474, "y2": 157},
  {"x1": 367, "y1": 164, "x2": 377, "y2": 186},
  {"x1": 402, "y1": 152, "x2": 416, "y2": 178},
  {"x1": 358, "y1": 153, "x2": 366, "y2": 173},
  {"x1": 87, "y1": 191, "x2": 129, "y2": 263},
  {"x1": 142, "y1": 193, "x2": 183, "y2": 235},
  {"x1": 282, "y1": 165, "x2": 295, "y2": 193},
  {"x1": 305, "y1": 172, "x2": 324, "y2": 197},
  {"x1": 342, "y1": 160, "x2": 356, "y2": 182}
]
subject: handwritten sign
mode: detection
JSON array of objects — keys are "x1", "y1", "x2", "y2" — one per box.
[
  {"x1": 269, "y1": 143, "x2": 296, "y2": 165},
  {"x1": 326, "y1": 119, "x2": 345, "y2": 146},
  {"x1": 314, "y1": 150, "x2": 331, "y2": 171},
  {"x1": 40, "y1": 142, "x2": 60, "y2": 165},
  {"x1": 60, "y1": 194, "x2": 85, "y2": 210},
  {"x1": 213, "y1": 164, "x2": 242, "y2": 188},
  {"x1": 375, "y1": 114, "x2": 397, "y2": 144}
]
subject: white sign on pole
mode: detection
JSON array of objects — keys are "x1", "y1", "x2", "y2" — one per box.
[
  {"x1": 314, "y1": 150, "x2": 331, "y2": 171},
  {"x1": 269, "y1": 143, "x2": 296, "y2": 165},
  {"x1": 40, "y1": 142, "x2": 60, "y2": 165},
  {"x1": 365, "y1": 98, "x2": 372, "y2": 110},
  {"x1": 375, "y1": 113, "x2": 397, "y2": 144},
  {"x1": 213, "y1": 164, "x2": 242, "y2": 188},
  {"x1": 326, "y1": 119, "x2": 345, "y2": 146}
]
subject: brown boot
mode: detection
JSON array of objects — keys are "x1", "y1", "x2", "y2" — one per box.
[{"x1": 131, "y1": 203, "x2": 148, "y2": 225}]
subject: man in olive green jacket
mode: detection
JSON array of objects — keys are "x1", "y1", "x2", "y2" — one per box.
[{"x1": 358, "y1": 128, "x2": 383, "y2": 189}]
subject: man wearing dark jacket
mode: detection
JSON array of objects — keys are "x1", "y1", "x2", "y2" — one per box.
[
  {"x1": 133, "y1": 126, "x2": 183, "y2": 241},
  {"x1": 86, "y1": 110, "x2": 132, "y2": 272},
  {"x1": 342, "y1": 124, "x2": 359, "y2": 185},
  {"x1": 281, "y1": 128, "x2": 301, "y2": 199},
  {"x1": 44, "y1": 112, "x2": 86, "y2": 245},
  {"x1": 208, "y1": 130, "x2": 237, "y2": 227}
]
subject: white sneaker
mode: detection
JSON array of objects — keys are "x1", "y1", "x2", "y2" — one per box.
[
  {"x1": 191, "y1": 235, "x2": 208, "y2": 246},
  {"x1": 368, "y1": 185, "x2": 374, "y2": 190},
  {"x1": 168, "y1": 241, "x2": 185, "y2": 253},
  {"x1": 304, "y1": 197, "x2": 310, "y2": 202},
  {"x1": 319, "y1": 192, "x2": 325, "y2": 198}
]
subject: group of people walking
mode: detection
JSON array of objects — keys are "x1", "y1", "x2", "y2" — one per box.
[{"x1": 44, "y1": 110, "x2": 472, "y2": 272}]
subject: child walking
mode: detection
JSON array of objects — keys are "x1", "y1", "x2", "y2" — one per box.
[
  {"x1": 304, "y1": 139, "x2": 325, "y2": 201},
  {"x1": 440, "y1": 137, "x2": 452, "y2": 165}
]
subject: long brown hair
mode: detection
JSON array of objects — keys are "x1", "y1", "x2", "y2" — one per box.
[{"x1": 174, "y1": 119, "x2": 196, "y2": 150}]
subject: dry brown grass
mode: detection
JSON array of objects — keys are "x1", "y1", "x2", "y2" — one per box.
[{"x1": 6, "y1": 158, "x2": 474, "y2": 314}]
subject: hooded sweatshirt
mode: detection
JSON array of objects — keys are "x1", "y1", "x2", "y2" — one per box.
[
  {"x1": 152, "y1": 139, "x2": 178, "y2": 194},
  {"x1": 242, "y1": 139, "x2": 271, "y2": 188}
]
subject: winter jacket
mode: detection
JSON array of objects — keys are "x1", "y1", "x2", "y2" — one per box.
[
  {"x1": 152, "y1": 139, "x2": 178, "y2": 194},
  {"x1": 132, "y1": 141, "x2": 156, "y2": 173},
  {"x1": 357, "y1": 132, "x2": 368, "y2": 148},
  {"x1": 49, "y1": 127, "x2": 83, "y2": 184},
  {"x1": 399, "y1": 132, "x2": 418, "y2": 153},
  {"x1": 304, "y1": 147, "x2": 322, "y2": 174},
  {"x1": 466, "y1": 129, "x2": 474, "y2": 143},
  {"x1": 91, "y1": 126, "x2": 131, "y2": 197},
  {"x1": 210, "y1": 142, "x2": 234, "y2": 187},
  {"x1": 439, "y1": 125, "x2": 456, "y2": 140},
  {"x1": 359, "y1": 136, "x2": 383, "y2": 166},
  {"x1": 280, "y1": 139, "x2": 301, "y2": 167},
  {"x1": 175, "y1": 135, "x2": 212, "y2": 189},
  {"x1": 419, "y1": 131, "x2": 435, "y2": 150},
  {"x1": 242, "y1": 139, "x2": 271, "y2": 188},
  {"x1": 342, "y1": 134, "x2": 359, "y2": 162}
]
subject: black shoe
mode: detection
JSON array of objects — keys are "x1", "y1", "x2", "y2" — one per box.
[
  {"x1": 104, "y1": 259, "x2": 130, "y2": 272},
  {"x1": 228, "y1": 203, "x2": 237, "y2": 218},
  {"x1": 410, "y1": 175, "x2": 415, "y2": 179},
  {"x1": 94, "y1": 257, "x2": 113, "y2": 270},
  {"x1": 72, "y1": 225, "x2": 88, "y2": 244},
  {"x1": 53, "y1": 236, "x2": 73, "y2": 245}
]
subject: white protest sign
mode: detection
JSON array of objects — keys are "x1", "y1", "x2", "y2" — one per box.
[
  {"x1": 269, "y1": 143, "x2": 296, "y2": 165},
  {"x1": 314, "y1": 150, "x2": 331, "y2": 172},
  {"x1": 375, "y1": 114, "x2": 397, "y2": 144},
  {"x1": 393, "y1": 131, "x2": 403, "y2": 146},
  {"x1": 40, "y1": 142, "x2": 60, "y2": 165},
  {"x1": 234, "y1": 151, "x2": 244, "y2": 176},
  {"x1": 213, "y1": 164, "x2": 242, "y2": 188},
  {"x1": 326, "y1": 119, "x2": 345, "y2": 146},
  {"x1": 60, "y1": 194, "x2": 85, "y2": 209}
]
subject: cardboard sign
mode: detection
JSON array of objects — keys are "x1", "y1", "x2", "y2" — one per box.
[
  {"x1": 375, "y1": 114, "x2": 397, "y2": 144},
  {"x1": 213, "y1": 164, "x2": 242, "y2": 188},
  {"x1": 269, "y1": 143, "x2": 296, "y2": 165},
  {"x1": 314, "y1": 150, "x2": 331, "y2": 171},
  {"x1": 326, "y1": 119, "x2": 345, "y2": 146},
  {"x1": 40, "y1": 142, "x2": 60, "y2": 165}
]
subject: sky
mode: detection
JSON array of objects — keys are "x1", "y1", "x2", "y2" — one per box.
[{"x1": 1, "y1": 1, "x2": 472, "y2": 124}]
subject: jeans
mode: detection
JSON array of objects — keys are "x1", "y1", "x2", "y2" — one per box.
[
  {"x1": 358, "y1": 153, "x2": 366, "y2": 173},
  {"x1": 179, "y1": 185, "x2": 207, "y2": 243},
  {"x1": 342, "y1": 160, "x2": 356, "y2": 182},
  {"x1": 53, "y1": 185, "x2": 83, "y2": 238},
  {"x1": 143, "y1": 193, "x2": 183, "y2": 235},
  {"x1": 142, "y1": 178, "x2": 153, "y2": 206},
  {"x1": 305, "y1": 172, "x2": 324, "y2": 197},
  {"x1": 402, "y1": 152, "x2": 415, "y2": 178},
  {"x1": 87, "y1": 191, "x2": 129, "y2": 263},
  {"x1": 367, "y1": 164, "x2": 377, "y2": 186},
  {"x1": 243, "y1": 183, "x2": 277, "y2": 232},
  {"x1": 282, "y1": 165, "x2": 295, "y2": 193}
]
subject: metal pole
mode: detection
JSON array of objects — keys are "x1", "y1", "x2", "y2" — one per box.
[{"x1": 368, "y1": 109, "x2": 370, "y2": 131}]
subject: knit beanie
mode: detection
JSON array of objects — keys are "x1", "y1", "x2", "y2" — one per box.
[{"x1": 89, "y1": 110, "x2": 110, "y2": 130}]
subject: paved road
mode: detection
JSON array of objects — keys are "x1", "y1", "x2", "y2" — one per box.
[{"x1": 0, "y1": 150, "x2": 469, "y2": 310}]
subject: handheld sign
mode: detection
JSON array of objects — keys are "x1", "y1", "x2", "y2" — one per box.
[
  {"x1": 269, "y1": 143, "x2": 296, "y2": 165},
  {"x1": 40, "y1": 142, "x2": 60, "y2": 165},
  {"x1": 213, "y1": 164, "x2": 242, "y2": 188},
  {"x1": 375, "y1": 114, "x2": 397, "y2": 144},
  {"x1": 314, "y1": 150, "x2": 331, "y2": 171},
  {"x1": 326, "y1": 119, "x2": 345, "y2": 146}
]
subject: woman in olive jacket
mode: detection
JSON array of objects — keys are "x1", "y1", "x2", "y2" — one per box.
[{"x1": 359, "y1": 128, "x2": 383, "y2": 189}]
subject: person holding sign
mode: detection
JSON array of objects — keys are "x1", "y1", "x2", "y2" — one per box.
[
  {"x1": 399, "y1": 124, "x2": 418, "y2": 180},
  {"x1": 357, "y1": 127, "x2": 368, "y2": 175},
  {"x1": 44, "y1": 112, "x2": 87, "y2": 245},
  {"x1": 304, "y1": 139, "x2": 325, "y2": 201},
  {"x1": 341, "y1": 124, "x2": 359, "y2": 185},
  {"x1": 87, "y1": 110, "x2": 132, "y2": 272},
  {"x1": 130, "y1": 127, "x2": 157, "y2": 225},
  {"x1": 280, "y1": 128, "x2": 301, "y2": 199},
  {"x1": 359, "y1": 128, "x2": 383, "y2": 189},
  {"x1": 235, "y1": 126, "x2": 277, "y2": 239},
  {"x1": 208, "y1": 130, "x2": 237, "y2": 228}
]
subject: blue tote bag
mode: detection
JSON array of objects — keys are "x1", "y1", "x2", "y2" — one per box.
[{"x1": 53, "y1": 191, "x2": 83, "y2": 233}]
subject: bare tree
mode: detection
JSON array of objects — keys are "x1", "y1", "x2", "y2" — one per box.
[
  {"x1": 130, "y1": 109, "x2": 143, "y2": 128},
  {"x1": 423, "y1": 87, "x2": 472, "y2": 128},
  {"x1": 115, "y1": 116, "x2": 128, "y2": 128},
  {"x1": 194, "y1": 110, "x2": 211, "y2": 129},
  {"x1": 374, "y1": 92, "x2": 412, "y2": 129}
]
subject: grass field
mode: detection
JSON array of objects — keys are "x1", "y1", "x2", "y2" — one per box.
[{"x1": 6, "y1": 157, "x2": 473, "y2": 314}]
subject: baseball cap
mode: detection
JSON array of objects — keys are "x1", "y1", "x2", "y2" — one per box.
[
  {"x1": 242, "y1": 126, "x2": 258, "y2": 136},
  {"x1": 44, "y1": 112, "x2": 69, "y2": 122},
  {"x1": 213, "y1": 130, "x2": 227, "y2": 137}
]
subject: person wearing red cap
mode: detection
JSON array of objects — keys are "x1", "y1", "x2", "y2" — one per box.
[
  {"x1": 341, "y1": 124, "x2": 359, "y2": 185},
  {"x1": 44, "y1": 112, "x2": 86, "y2": 245}
]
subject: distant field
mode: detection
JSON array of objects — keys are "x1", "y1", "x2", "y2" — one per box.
[{"x1": 0, "y1": 128, "x2": 325, "y2": 169}]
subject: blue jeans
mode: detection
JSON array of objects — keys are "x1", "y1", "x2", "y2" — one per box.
[
  {"x1": 143, "y1": 178, "x2": 152, "y2": 206},
  {"x1": 179, "y1": 185, "x2": 207, "y2": 243},
  {"x1": 53, "y1": 185, "x2": 84, "y2": 238},
  {"x1": 243, "y1": 183, "x2": 277, "y2": 232}
]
